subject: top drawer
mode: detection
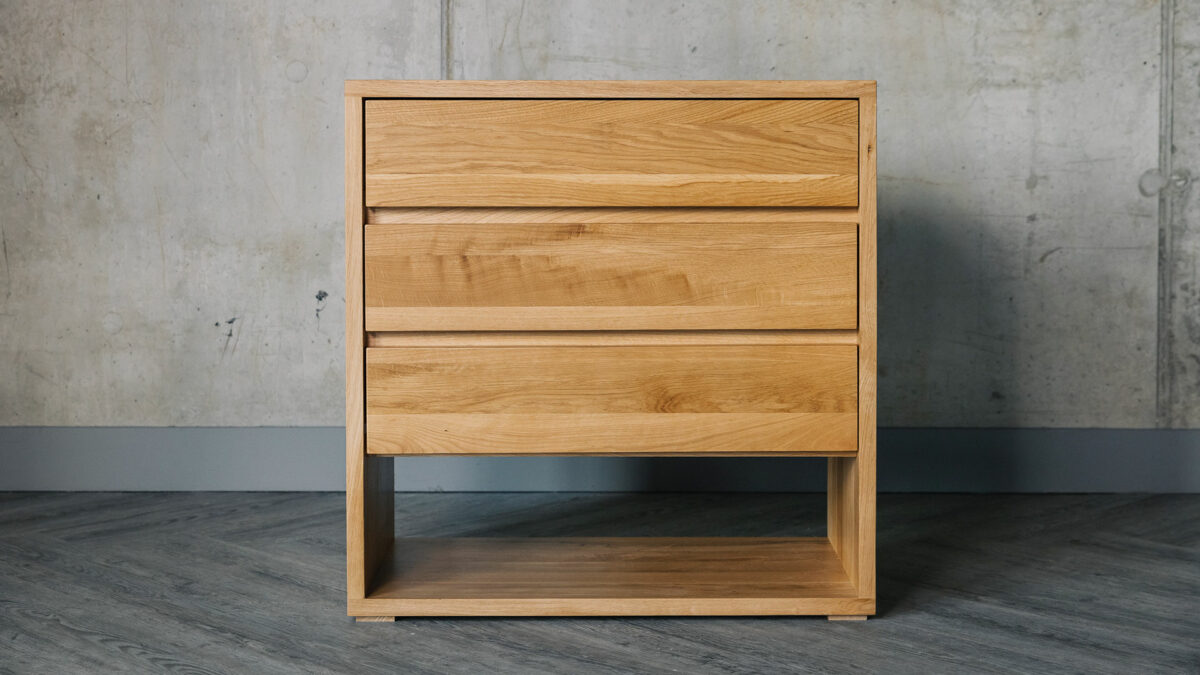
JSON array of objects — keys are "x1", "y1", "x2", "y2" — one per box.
[{"x1": 364, "y1": 99, "x2": 858, "y2": 208}]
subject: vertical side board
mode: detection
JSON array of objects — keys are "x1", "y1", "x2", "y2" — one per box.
[
  {"x1": 857, "y1": 86, "x2": 879, "y2": 601},
  {"x1": 829, "y1": 85, "x2": 877, "y2": 607},
  {"x1": 347, "y1": 95, "x2": 394, "y2": 604}
]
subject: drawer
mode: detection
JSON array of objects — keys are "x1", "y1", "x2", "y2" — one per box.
[
  {"x1": 365, "y1": 344, "x2": 858, "y2": 455},
  {"x1": 364, "y1": 99, "x2": 858, "y2": 207},
  {"x1": 364, "y1": 219, "x2": 857, "y2": 331}
]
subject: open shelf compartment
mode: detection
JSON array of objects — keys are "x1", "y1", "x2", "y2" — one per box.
[{"x1": 349, "y1": 535, "x2": 873, "y2": 617}]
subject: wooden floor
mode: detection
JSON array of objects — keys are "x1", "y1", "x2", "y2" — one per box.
[{"x1": 1, "y1": 493, "x2": 1196, "y2": 673}]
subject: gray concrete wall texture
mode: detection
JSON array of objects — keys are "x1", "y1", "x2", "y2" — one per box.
[
  {"x1": 0, "y1": 1, "x2": 1195, "y2": 429},
  {"x1": 1165, "y1": 0, "x2": 1200, "y2": 427}
]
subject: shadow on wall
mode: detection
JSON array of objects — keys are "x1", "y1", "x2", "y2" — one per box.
[{"x1": 875, "y1": 193, "x2": 1023, "y2": 490}]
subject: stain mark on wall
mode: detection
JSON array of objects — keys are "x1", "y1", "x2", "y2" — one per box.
[
  {"x1": 315, "y1": 290, "x2": 328, "y2": 324},
  {"x1": 1025, "y1": 171, "x2": 1041, "y2": 191},
  {"x1": 24, "y1": 363, "x2": 50, "y2": 382},
  {"x1": 1039, "y1": 247, "x2": 1063, "y2": 264},
  {"x1": 219, "y1": 317, "x2": 239, "y2": 359}
]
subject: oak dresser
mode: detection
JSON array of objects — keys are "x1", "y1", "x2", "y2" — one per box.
[{"x1": 345, "y1": 80, "x2": 877, "y2": 620}]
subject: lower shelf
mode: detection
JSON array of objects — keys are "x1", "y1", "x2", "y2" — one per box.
[{"x1": 349, "y1": 537, "x2": 874, "y2": 617}]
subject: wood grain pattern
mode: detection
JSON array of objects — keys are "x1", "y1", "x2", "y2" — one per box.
[
  {"x1": 828, "y1": 84, "x2": 876, "y2": 601},
  {"x1": 367, "y1": 174, "x2": 857, "y2": 209},
  {"x1": 364, "y1": 99, "x2": 858, "y2": 207},
  {"x1": 364, "y1": 221, "x2": 856, "y2": 331},
  {"x1": 828, "y1": 456, "x2": 860, "y2": 582},
  {"x1": 346, "y1": 95, "x2": 393, "y2": 603},
  {"x1": 856, "y1": 86, "x2": 878, "y2": 599},
  {"x1": 345, "y1": 79, "x2": 877, "y2": 99},
  {"x1": 367, "y1": 307, "x2": 857, "y2": 332},
  {"x1": 367, "y1": 413, "x2": 857, "y2": 456},
  {"x1": 366, "y1": 331, "x2": 859, "y2": 347},
  {"x1": 367, "y1": 345, "x2": 855, "y2": 414},
  {"x1": 350, "y1": 597, "x2": 874, "y2": 617},
  {"x1": 345, "y1": 94, "x2": 368, "y2": 600},
  {"x1": 368, "y1": 207, "x2": 860, "y2": 225},
  {"x1": 365, "y1": 344, "x2": 857, "y2": 455},
  {"x1": 349, "y1": 537, "x2": 870, "y2": 616}
]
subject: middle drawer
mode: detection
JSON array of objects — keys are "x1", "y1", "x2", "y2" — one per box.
[{"x1": 364, "y1": 216, "x2": 858, "y2": 331}]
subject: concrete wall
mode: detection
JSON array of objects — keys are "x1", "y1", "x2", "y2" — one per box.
[
  {"x1": 1165, "y1": 0, "x2": 1200, "y2": 427},
  {"x1": 0, "y1": 2, "x2": 440, "y2": 426},
  {"x1": 0, "y1": 2, "x2": 1196, "y2": 434}
]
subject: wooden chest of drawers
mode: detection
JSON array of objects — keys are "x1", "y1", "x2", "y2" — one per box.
[{"x1": 346, "y1": 80, "x2": 876, "y2": 620}]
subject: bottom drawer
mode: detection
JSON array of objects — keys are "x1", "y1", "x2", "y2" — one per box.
[{"x1": 365, "y1": 343, "x2": 857, "y2": 455}]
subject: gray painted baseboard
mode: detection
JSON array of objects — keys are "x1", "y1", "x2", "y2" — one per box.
[{"x1": 0, "y1": 427, "x2": 1196, "y2": 492}]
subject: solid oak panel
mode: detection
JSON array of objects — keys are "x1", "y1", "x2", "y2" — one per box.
[
  {"x1": 372, "y1": 537, "x2": 857, "y2": 598},
  {"x1": 367, "y1": 207, "x2": 860, "y2": 225},
  {"x1": 830, "y1": 87, "x2": 877, "y2": 601},
  {"x1": 349, "y1": 595, "x2": 875, "y2": 618},
  {"x1": 366, "y1": 331, "x2": 859, "y2": 347},
  {"x1": 367, "y1": 174, "x2": 857, "y2": 209},
  {"x1": 365, "y1": 221, "x2": 857, "y2": 331},
  {"x1": 367, "y1": 345, "x2": 855, "y2": 414},
  {"x1": 855, "y1": 87, "x2": 879, "y2": 596},
  {"x1": 346, "y1": 79, "x2": 877, "y2": 98},
  {"x1": 352, "y1": 536, "x2": 872, "y2": 617},
  {"x1": 367, "y1": 413, "x2": 857, "y2": 456},
  {"x1": 367, "y1": 307, "x2": 856, "y2": 332},
  {"x1": 365, "y1": 344, "x2": 857, "y2": 455},
  {"x1": 345, "y1": 96, "x2": 394, "y2": 601},
  {"x1": 364, "y1": 99, "x2": 858, "y2": 207}
]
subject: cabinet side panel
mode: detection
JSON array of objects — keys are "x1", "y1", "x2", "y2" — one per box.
[
  {"x1": 857, "y1": 90, "x2": 878, "y2": 600},
  {"x1": 827, "y1": 457, "x2": 859, "y2": 580},
  {"x1": 363, "y1": 455, "x2": 393, "y2": 593},
  {"x1": 347, "y1": 95, "x2": 394, "y2": 603},
  {"x1": 828, "y1": 89, "x2": 876, "y2": 606},
  {"x1": 346, "y1": 95, "x2": 367, "y2": 600}
]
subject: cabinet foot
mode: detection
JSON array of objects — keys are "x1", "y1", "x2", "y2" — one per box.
[
  {"x1": 355, "y1": 616, "x2": 396, "y2": 622},
  {"x1": 827, "y1": 615, "x2": 868, "y2": 621}
]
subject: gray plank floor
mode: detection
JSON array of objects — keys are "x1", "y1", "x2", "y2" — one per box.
[{"x1": 0, "y1": 492, "x2": 1197, "y2": 674}]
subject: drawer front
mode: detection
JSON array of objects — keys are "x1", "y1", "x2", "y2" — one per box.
[
  {"x1": 364, "y1": 220, "x2": 857, "y2": 331},
  {"x1": 364, "y1": 99, "x2": 858, "y2": 207},
  {"x1": 365, "y1": 345, "x2": 857, "y2": 455}
]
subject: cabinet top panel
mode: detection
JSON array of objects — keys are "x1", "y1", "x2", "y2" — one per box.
[{"x1": 345, "y1": 80, "x2": 875, "y2": 99}]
